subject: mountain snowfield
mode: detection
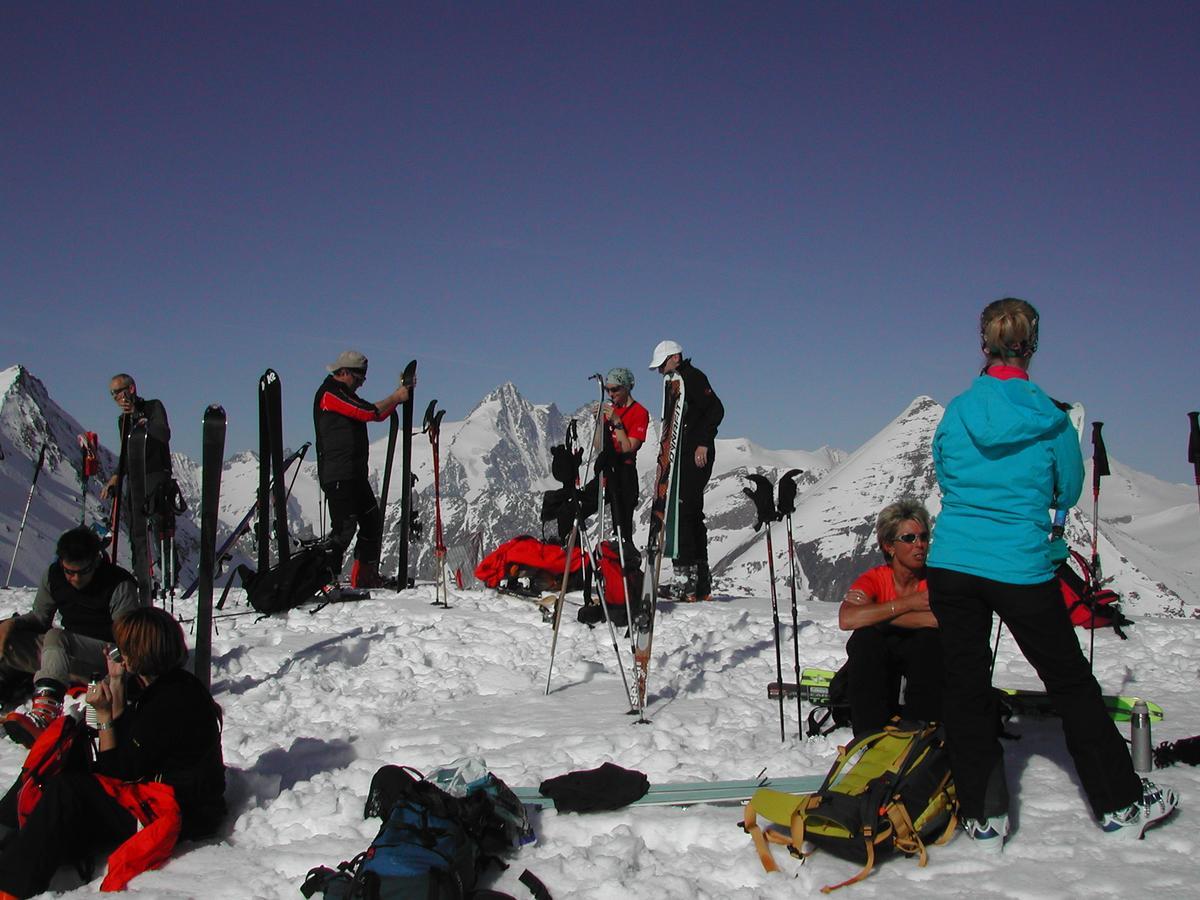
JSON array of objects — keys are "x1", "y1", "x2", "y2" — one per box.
[
  {"x1": 2, "y1": 363, "x2": 1200, "y2": 897},
  {"x1": 3, "y1": 364, "x2": 1196, "y2": 612}
]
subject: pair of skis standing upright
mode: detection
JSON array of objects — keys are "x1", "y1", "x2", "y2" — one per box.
[
  {"x1": 191, "y1": 361, "x2": 433, "y2": 687},
  {"x1": 544, "y1": 371, "x2": 687, "y2": 724}
]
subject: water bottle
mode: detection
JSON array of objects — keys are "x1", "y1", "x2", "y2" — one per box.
[
  {"x1": 1130, "y1": 699, "x2": 1152, "y2": 772},
  {"x1": 85, "y1": 678, "x2": 101, "y2": 730}
]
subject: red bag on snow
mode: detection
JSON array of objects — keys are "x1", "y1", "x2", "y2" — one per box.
[
  {"x1": 1058, "y1": 549, "x2": 1129, "y2": 634},
  {"x1": 475, "y1": 536, "x2": 585, "y2": 588},
  {"x1": 596, "y1": 541, "x2": 629, "y2": 605},
  {"x1": 3, "y1": 714, "x2": 95, "y2": 828}
]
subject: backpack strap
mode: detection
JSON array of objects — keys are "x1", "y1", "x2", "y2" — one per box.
[{"x1": 742, "y1": 788, "x2": 812, "y2": 872}]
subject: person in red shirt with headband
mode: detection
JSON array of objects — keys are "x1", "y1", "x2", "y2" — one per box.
[
  {"x1": 838, "y1": 499, "x2": 941, "y2": 736},
  {"x1": 312, "y1": 351, "x2": 414, "y2": 588}
]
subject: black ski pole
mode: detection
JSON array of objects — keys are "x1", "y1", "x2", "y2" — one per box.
[
  {"x1": 777, "y1": 468, "x2": 804, "y2": 739},
  {"x1": 5, "y1": 443, "x2": 48, "y2": 588},
  {"x1": 745, "y1": 473, "x2": 784, "y2": 741},
  {"x1": 1189, "y1": 411, "x2": 1200, "y2": 528},
  {"x1": 1088, "y1": 421, "x2": 1110, "y2": 668}
]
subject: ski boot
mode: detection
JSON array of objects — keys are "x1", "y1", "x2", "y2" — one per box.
[
  {"x1": 674, "y1": 564, "x2": 699, "y2": 602},
  {"x1": 688, "y1": 562, "x2": 712, "y2": 603},
  {"x1": 3, "y1": 681, "x2": 64, "y2": 748}
]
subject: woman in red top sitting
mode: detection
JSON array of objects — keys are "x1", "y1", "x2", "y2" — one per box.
[{"x1": 838, "y1": 499, "x2": 941, "y2": 736}]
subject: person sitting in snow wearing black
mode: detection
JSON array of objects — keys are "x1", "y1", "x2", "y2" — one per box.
[
  {"x1": 838, "y1": 499, "x2": 941, "y2": 737},
  {"x1": 0, "y1": 526, "x2": 144, "y2": 747},
  {"x1": 0, "y1": 606, "x2": 225, "y2": 898}
]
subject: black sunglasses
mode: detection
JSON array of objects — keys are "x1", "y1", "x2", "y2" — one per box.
[
  {"x1": 892, "y1": 532, "x2": 930, "y2": 544},
  {"x1": 61, "y1": 558, "x2": 99, "y2": 577}
]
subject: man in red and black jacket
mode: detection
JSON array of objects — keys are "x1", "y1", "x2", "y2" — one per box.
[{"x1": 313, "y1": 351, "x2": 414, "y2": 588}]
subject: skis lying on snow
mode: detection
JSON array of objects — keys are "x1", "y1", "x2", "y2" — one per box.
[
  {"x1": 631, "y1": 372, "x2": 684, "y2": 722},
  {"x1": 769, "y1": 666, "x2": 1164, "y2": 724},
  {"x1": 511, "y1": 774, "x2": 823, "y2": 810}
]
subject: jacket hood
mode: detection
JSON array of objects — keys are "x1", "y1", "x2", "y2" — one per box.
[{"x1": 956, "y1": 374, "x2": 1068, "y2": 451}]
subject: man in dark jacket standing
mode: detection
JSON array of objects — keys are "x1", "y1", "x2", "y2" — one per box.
[
  {"x1": 313, "y1": 351, "x2": 414, "y2": 588},
  {"x1": 0, "y1": 526, "x2": 144, "y2": 746},
  {"x1": 100, "y1": 373, "x2": 172, "y2": 596},
  {"x1": 648, "y1": 340, "x2": 724, "y2": 602}
]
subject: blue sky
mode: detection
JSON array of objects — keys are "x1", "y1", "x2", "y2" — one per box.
[{"x1": 2, "y1": 2, "x2": 1196, "y2": 482}]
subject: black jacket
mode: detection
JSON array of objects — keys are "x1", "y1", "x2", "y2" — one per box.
[
  {"x1": 94, "y1": 667, "x2": 226, "y2": 839},
  {"x1": 33, "y1": 561, "x2": 141, "y2": 643},
  {"x1": 313, "y1": 374, "x2": 384, "y2": 485},
  {"x1": 676, "y1": 360, "x2": 724, "y2": 453},
  {"x1": 118, "y1": 398, "x2": 172, "y2": 477}
]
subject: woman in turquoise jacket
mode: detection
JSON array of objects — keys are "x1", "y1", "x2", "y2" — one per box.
[{"x1": 928, "y1": 298, "x2": 1176, "y2": 852}]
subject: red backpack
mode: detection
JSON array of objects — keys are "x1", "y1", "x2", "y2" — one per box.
[
  {"x1": 13, "y1": 714, "x2": 94, "y2": 827},
  {"x1": 1058, "y1": 549, "x2": 1130, "y2": 636}
]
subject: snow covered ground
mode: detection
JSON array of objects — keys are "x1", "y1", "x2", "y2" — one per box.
[{"x1": 1, "y1": 582, "x2": 1197, "y2": 899}]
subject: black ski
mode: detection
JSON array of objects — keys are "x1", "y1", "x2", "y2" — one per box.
[
  {"x1": 108, "y1": 414, "x2": 132, "y2": 565},
  {"x1": 180, "y1": 442, "x2": 311, "y2": 600},
  {"x1": 379, "y1": 409, "x2": 399, "y2": 525},
  {"x1": 258, "y1": 369, "x2": 290, "y2": 570},
  {"x1": 195, "y1": 405, "x2": 226, "y2": 691},
  {"x1": 127, "y1": 420, "x2": 153, "y2": 602},
  {"x1": 396, "y1": 360, "x2": 417, "y2": 588}
]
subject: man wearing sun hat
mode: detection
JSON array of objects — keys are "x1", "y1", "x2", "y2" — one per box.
[
  {"x1": 648, "y1": 340, "x2": 725, "y2": 602},
  {"x1": 313, "y1": 351, "x2": 414, "y2": 588}
]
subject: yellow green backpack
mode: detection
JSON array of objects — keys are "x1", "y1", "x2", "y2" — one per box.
[{"x1": 743, "y1": 720, "x2": 958, "y2": 892}]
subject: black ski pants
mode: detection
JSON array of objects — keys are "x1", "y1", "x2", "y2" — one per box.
[
  {"x1": 323, "y1": 476, "x2": 383, "y2": 574},
  {"x1": 127, "y1": 470, "x2": 169, "y2": 600},
  {"x1": 0, "y1": 772, "x2": 136, "y2": 898},
  {"x1": 928, "y1": 567, "x2": 1143, "y2": 822},
  {"x1": 844, "y1": 624, "x2": 943, "y2": 737},
  {"x1": 674, "y1": 446, "x2": 714, "y2": 571}
]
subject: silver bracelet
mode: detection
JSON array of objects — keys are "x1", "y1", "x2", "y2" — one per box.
[{"x1": 97, "y1": 721, "x2": 115, "y2": 732}]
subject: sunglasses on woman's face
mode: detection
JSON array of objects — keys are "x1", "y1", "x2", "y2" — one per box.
[{"x1": 892, "y1": 532, "x2": 930, "y2": 544}]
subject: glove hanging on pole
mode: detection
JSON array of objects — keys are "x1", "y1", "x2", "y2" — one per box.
[
  {"x1": 743, "y1": 473, "x2": 777, "y2": 532},
  {"x1": 776, "y1": 468, "x2": 802, "y2": 518}
]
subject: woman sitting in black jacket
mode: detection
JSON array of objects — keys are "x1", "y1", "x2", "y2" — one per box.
[{"x1": 0, "y1": 607, "x2": 225, "y2": 898}]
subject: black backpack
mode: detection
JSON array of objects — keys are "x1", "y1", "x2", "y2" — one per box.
[{"x1": 237, "y1": 543, "x2": 335, "y2": 615}]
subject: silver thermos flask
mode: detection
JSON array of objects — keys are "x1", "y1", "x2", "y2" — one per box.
[{"x1": 1130, "y1": 699, "x2": 1152, "y2": 772}]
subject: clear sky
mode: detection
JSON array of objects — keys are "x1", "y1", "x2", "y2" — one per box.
[{"x1": 3, "y1": 2, "x2": 1196, "y2": 483}]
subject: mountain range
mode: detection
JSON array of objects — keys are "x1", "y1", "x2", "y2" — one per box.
[{"x1": 2, "y1": 364, "x2": 1196, "y2": 617}]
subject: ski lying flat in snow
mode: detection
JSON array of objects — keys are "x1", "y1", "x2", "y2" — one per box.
[
  {"x1": 768, "y1": 667, "x2": 1164, "y2": 723},
  {"x1": 511, "y1": 774, "x2": 823, "y2": 810}
]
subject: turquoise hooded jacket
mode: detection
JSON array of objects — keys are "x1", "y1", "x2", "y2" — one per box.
[{"x1": 928, "y1": 373, "x2": 1083, "y2": 585}]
